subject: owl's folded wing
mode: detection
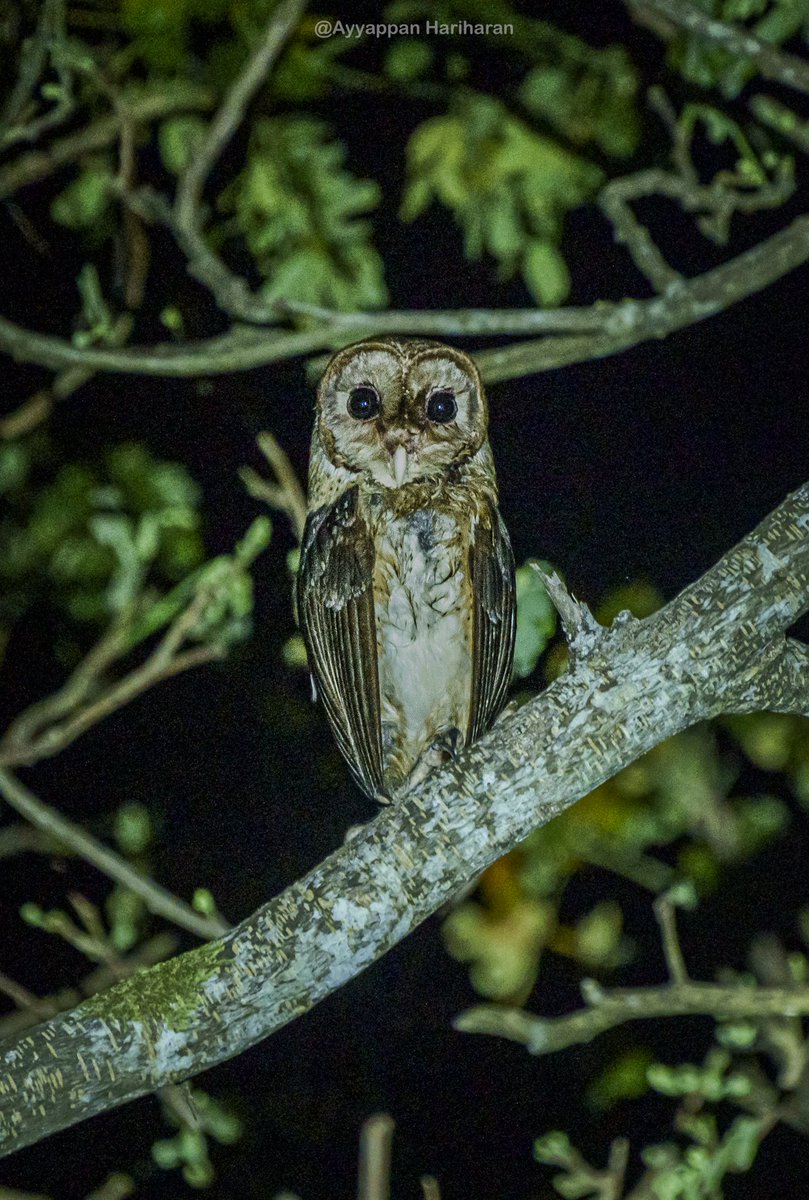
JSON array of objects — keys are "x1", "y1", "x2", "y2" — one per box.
[
  {"x1": 468, "y1": 500, "x2": 517, "y2": 742},
  {"x1": 297, "y1": 487, "x2": 384, "y2": 798}
]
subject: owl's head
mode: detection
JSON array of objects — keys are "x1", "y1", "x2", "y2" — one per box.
[{"x1": 316, "y1": 338, "x2": 488, "y2": 488}]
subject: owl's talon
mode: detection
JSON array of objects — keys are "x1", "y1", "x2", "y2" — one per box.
[{"x1": 429, "y1": 726, "x2": 463, "y2": 760}]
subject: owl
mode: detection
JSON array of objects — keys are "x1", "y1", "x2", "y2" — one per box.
[{"x1": 297, "y1": 337, "x2": 516, "y2": 801}]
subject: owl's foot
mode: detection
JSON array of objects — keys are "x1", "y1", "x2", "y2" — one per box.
[
  {"x1": 493, "y1": 699, "x2": 519, "y2": 726},
  {"x1": 398, "y1": 727, "x2": 464, "y2": 795},
  {"x1": 430, "y1": 725, "x2": 463, "y2": 760}
]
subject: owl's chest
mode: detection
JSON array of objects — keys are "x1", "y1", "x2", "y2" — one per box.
[
  {"x1": 370, "y1": 505, "x2": 472, "y2": 785},
  {"x1": 373, "y1": 507, "x2": 468, "y2": 641}
]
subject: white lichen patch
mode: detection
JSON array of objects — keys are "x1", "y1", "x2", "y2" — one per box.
[
  {"x1": 756, "y1": 543, "x2": 784, "y2": 583},
  {"x1": 152, "y1": 1024, "x2": 193, "y2": 1077}
]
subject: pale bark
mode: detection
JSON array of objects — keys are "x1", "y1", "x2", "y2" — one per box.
[{"x1": 0, "y1": 483, "x2": 807, "y2": 1158}]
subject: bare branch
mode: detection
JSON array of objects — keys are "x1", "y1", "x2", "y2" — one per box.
[
  {"x1": 455, "y1": 979, "x2": 809, "y2": 1056},
  {"x1": 171, "y1": 0, "x2": 307, "y2": 321},
  {"x1": 1, "y1": 214, "x2": 808, "y2": 384},
  {"x1": 0, "y1": 770, "x2": 228, "y2": 942},
  {"x1": 0, "y1": 82, "x2": 214, "y2": 202},
  {"x1": 629, "y1": 0, "x2": 809, "y2": 96},
  {"x1": 241, "y1": 431, "x2": 307, "y2": 543},
  {"x1": 653, "y1": 892, "x2": 691, "y2": 985}
]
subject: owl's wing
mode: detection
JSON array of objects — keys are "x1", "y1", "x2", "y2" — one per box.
[
  {"x1": 297, "y1": 487, "x2": 384, "y2": 798},
  {"x1": 468, "y1": 500, "x2": 517, "y2": 743}
]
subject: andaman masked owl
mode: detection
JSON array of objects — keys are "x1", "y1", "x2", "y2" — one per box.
[{"x1": 297, "y1": 338, "x2": 516, "y2": 801}]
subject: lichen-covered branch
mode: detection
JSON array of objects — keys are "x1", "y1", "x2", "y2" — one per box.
[{"x1": 1, "y1": 482, "x2": 807, "y2": 1158}]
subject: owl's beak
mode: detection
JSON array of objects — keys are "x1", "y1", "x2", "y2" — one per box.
[{"x1": 391, "y1": 444, "x2": 408, "y2": 487}]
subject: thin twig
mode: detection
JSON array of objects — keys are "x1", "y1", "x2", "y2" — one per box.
[
  {"x1": 0, "y1": 972, "x2": 53, "y2": 1018},
  {"x1": 654, "y1": 893, "x2": 690, "y2": 985},
  {"x1": 357, "y1": 1114, "x2": 395, "y2": 1200},
  {"x1": 454, "y1": 976, "x2": 809, "y2": 1055},
  {"x1": 0, "y1": 82, "x2": 214, "y2": 201},
  {"x1": 0, "y1": 770, "x2": 229, "y2": 941},
  {"x1": 0, "y1": 314, "x2": 134, "y2": 440},
  {"x1": 241, "y1": 431, "x2": 307, "y2": 543},
  {"x1": 0, "y1": 0, "x2": 69, "y2": 147}
]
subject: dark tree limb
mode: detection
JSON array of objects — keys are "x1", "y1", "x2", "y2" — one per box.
[
  {"x1": 630, "y1": 0, "x2": 809, "y2": 96},
  {"x1": 1, "y1": 214, "x2": 808, "y2": 384},
  {"x1": 1, "y1": 482, "x2": 807, "y2": 1158}
]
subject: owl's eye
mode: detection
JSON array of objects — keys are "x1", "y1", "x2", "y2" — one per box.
[
  {"x1": 426, "y1": 389, "x2": 457, "y2": 424},
  {"x1": 347, "y1": 386, "x2": 381, "y2": 420}
]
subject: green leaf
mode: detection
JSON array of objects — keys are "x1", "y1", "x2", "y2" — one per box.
[
  {"x1": 402, "y1": 94, "x2": 601, "y2": 303},
  {"x1": 522, "y1": 240, "x2": 570, "y2": 306},
  {"x1": 51, "y1": 159, "x2": 113, "y2": 230},
  {"x1": 519, "y1": 44, "x2": 640, "y2": 158},
  {"x1": 158, "y1": 115, "x2": 208, "y2": 175},
  {"x1": 385, "y1": 40, "x2": 433, "y2": 81},
  {"x1": 114, "y1": 802, "x2": 152, "y2": 855},
  {"x1": 513, "y1": 560, "x2": 557, "y2": 678}
]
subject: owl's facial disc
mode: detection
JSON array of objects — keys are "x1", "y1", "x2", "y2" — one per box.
[{"x1": 319, "y1": 342, "x2": 487, "y2": 488}]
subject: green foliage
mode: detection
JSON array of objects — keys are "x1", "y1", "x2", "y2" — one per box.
[
  {"x1": 586, "y1": 1047, "x2": 655, "y2": 1110},
  {"x1": 113, "y1": 802, "x2": 153, "y2": 857},
  {"x1": 192, "y1": 887, "x2": 219, "y2": 916},
  {"x1": 443, "y1": 891, "x2": 554, "y2": 1002},
  {"x1": 153, "y1": 1086, "x2": 242, "y2": 1188},
  {"x1": 158, "y1": 115, "x2": 208, "y2": 175},
  {"x1": 51, "y1": 157, "x2": 115, "y2": 233},
  {"x1": 0, "y1": 439, "x2": 207, "y2": 656},
  {"x1": 672, "y1": 101, "x2": 794, "y2": 244},
  {"x1": 402, "y1": 93, "x2": 603, "y2": 306},
  {"x1": 519, "y1": 45, "x2": 640, "y2": 158},
  {"x1": 121, "y1": 0, "x2": 231, "y2": 73},
  {"x1": 385, "y1": 39, "x2": 434, "y2": 82},
  {"x1": 221, "y1": 116, "x2": 387, "y2": 310},
  {"x1": 536, "y1": 1105, "x2": 768, "y2": 1200}
]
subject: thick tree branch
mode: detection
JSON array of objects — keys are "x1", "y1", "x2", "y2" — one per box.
[
  {"x1": 1, "y1": 483, "x2": 807, "y2": 1157},
  {"x1": 1, "y1": 215, "x2": 808, "y2": 384}
]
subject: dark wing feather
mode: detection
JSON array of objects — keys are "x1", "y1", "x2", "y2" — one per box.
[
  {"x1": 468, "y1": 500, "x2": 516, "y2": 742},
  {"x1": 297, "y1": 487, "x2": 383, "y2": 797}
]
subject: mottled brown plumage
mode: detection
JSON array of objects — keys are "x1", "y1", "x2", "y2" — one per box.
[{"x1": 298, "y1": 338, "x2": 516, "y2": 800}]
